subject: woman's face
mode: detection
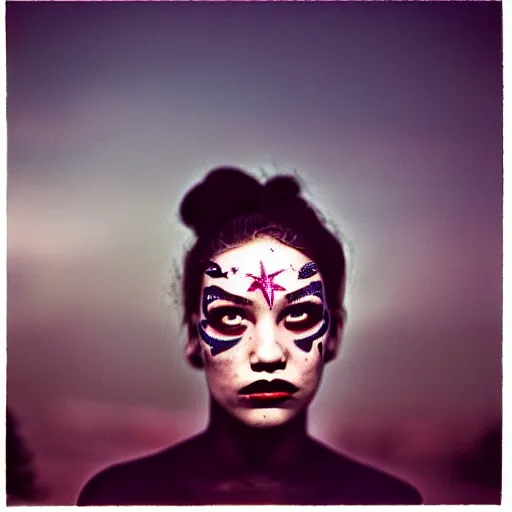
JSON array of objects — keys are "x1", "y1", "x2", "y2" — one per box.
[{"x1": 190, "y1": 238, "x2": 334, "y2": 428}]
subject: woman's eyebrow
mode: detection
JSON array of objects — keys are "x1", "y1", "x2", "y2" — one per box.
[
  {"x1": 285, "y1": 281, "x2": 324, "y2": 303},
  {"x1": 298, "y1": 262, "x2": 318, "y2": 280},
  {"x1": 202, "y1": 285, "x2": 253, "y2": 316}
]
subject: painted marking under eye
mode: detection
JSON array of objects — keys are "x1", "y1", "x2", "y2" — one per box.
[
  {"x1": 294, "y1": 309, "x2": 330, "y2": 353},
  {"x1": 198, "y1": 320, "x2": 242, "y2": 356}
]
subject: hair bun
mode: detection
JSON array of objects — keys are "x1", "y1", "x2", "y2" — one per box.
[
  {"x1": 263, "y1": 175, "x2": 301, "y2": 203},
  {"x1": 179, "y1": 166, "x2": 263, "y2": 236},
  {"x1": 180, "y1": 168, "x2": 305, "y2": 237}
]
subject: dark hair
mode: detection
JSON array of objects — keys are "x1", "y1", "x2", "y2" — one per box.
[{"x1": 179, "y1": 166, "x2": 346, "y2": 353}]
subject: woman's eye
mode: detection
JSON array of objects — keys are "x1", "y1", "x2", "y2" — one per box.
[
  {"x1": 282, "y1": 303, "x2": 324, "y2": 332},
  {"x1": 286, "y1": 311, "x2": 308, "y2": 323},
  {"x1": 221, "y1": 313, "x2": 243, "y2": 326},
  {"x1": 207, "y1": 308, "x2": 247, "y2": 336}
]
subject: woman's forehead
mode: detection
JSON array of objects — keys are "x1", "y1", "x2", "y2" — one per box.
[
  {"x1": 201, "y1": 239, "x2": 322, "y2": 302},
  {"x1": 213, "y1": 239, "x2": 310, "y2": 273}
]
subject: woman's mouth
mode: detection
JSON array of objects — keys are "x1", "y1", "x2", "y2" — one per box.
[{"x1": 238, "y1": 379, "x2": 299, "y2": 403}]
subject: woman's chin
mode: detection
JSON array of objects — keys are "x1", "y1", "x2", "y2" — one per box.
[{"x1": 231, "y1": 407, "x2": 299, "y2": 428}]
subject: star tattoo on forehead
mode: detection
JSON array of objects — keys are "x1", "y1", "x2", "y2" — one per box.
[{"x1": 246, "y1": 261, "x2": 286, "y2": 309}]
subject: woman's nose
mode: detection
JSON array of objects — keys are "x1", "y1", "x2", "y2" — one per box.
[{"x1": 249, "y1": 320, "x2": 287, "y2": 371}]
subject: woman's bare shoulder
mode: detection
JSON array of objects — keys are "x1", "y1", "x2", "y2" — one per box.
[
  {"x1": 308, "y1": 438, "x2": 423, "y2": 505},
  {"x1": 76, "y1": 433, "x2": 207, "y2": 506}
]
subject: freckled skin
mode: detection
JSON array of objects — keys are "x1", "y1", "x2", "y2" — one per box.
[{"x1": 198, "y1": 240, "x2": 329, "y2": 428}]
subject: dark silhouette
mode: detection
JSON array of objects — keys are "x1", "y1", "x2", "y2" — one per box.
[
  {"x1": 456, "y1": 422, "x2": 502, "y2": 494},
  {"x1": 77, "y1": 167, "x2": 423, "y2": 505},
  {"x1": 6, "y1": 407, "x2": 43, "y2": 503}
]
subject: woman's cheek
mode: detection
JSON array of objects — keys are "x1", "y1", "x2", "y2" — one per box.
[
  {"x1": 295, "y1": 342, "x2": 325, "y2": 379},
  {"x1": 204, "y1": 349, "x2": 241, "y2": 386}
]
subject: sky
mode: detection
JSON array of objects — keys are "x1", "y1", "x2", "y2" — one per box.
[{"x1": 6, "y1": 1, "x2": 502, "y2": 505}]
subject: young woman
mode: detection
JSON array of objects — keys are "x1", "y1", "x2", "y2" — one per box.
[{"x1": 77, "y1": 167, "x2": 423, "y2": 505}]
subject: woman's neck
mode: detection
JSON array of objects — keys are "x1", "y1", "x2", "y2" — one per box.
[{"x1": 205, "y1": 399, "x2": 311, "y2": 476}]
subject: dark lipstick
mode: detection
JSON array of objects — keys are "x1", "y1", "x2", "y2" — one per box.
[{"x1": 238, "y1": 379, "x2": 299, "y2": 401}]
